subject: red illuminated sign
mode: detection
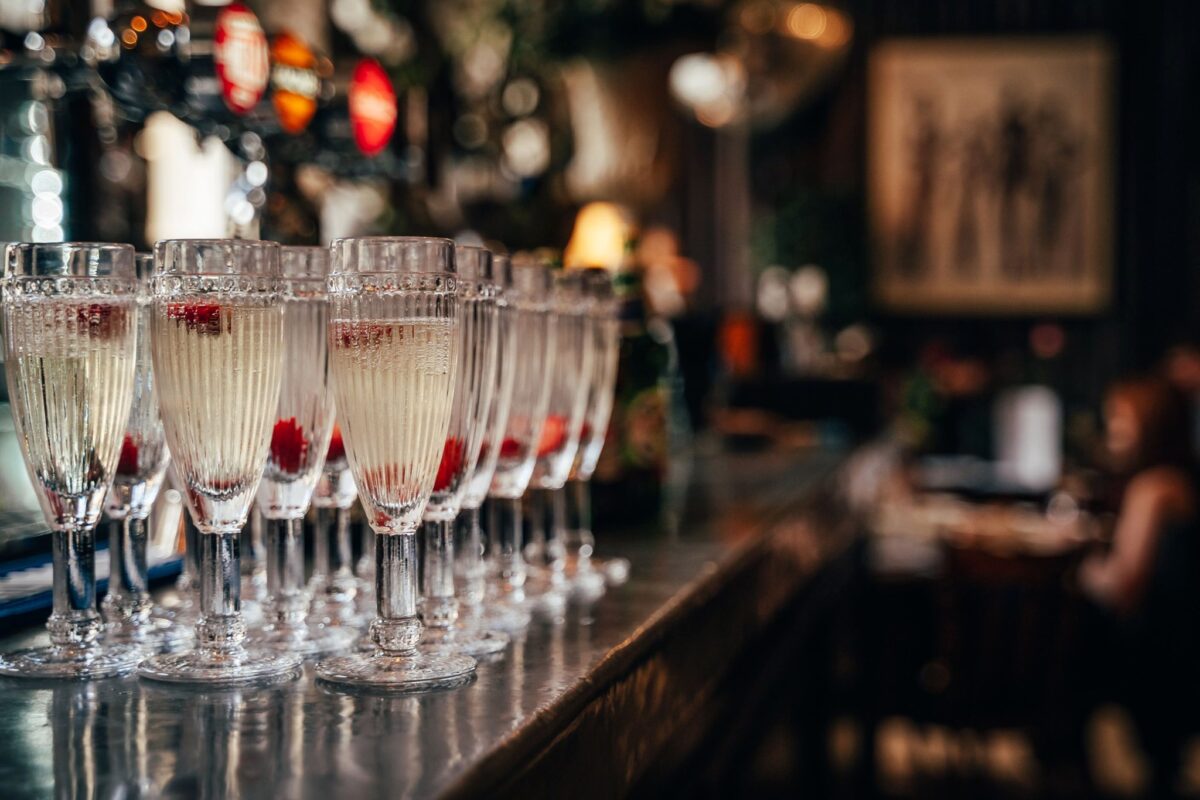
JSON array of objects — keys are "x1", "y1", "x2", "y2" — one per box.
[
  {"x1": 214, "y1": 3, "x2": 269, "y2": 115},
  {"x1": 349, "y1": 59, "x2": 397, "y2": 157}
]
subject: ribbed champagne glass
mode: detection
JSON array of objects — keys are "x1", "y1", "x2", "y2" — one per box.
[
  {"x1": 251, "y1": 246, "x2": 353, "y2": 656},
  {"x1": 137, "y1": 239, "x2": 300, "y2": 685},
  {"x1": 453, "y1": 255, "x2": 520, "y2": 633},
  {"x1": 525, "y1": 270, "x2": 594, "y2": 613},
  {"x1": 567, "y1": 267, "x2": 626, "y2": 594},
  {"x1": 0, "y1": 242, "x2": 141, "y2": 679},
  {"x1": 102, "y1": 252, "x2": 188, "y2": 651},
  {"x1": 485, "y1": 257, "x2": 557, "y2": 625},
  {"x1": 315, "y1": 236, "x2": 473, "y2": 691},
  {"x1": 418, "y1": 245, "x2": 505, "y2": 657}
]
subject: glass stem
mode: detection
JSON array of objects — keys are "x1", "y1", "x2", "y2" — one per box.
[
  {"x1": 103, "y1": 516, "x2": 152, "y2": 626},
  {"x1": 177, "y1": 515, "x2": 200, "y2": 593},
  {"x1": 312, "y1": 506, "x2": 332, "y2": 583},
  {"x1": 371, "y1": 531, "x2": 422, "y2": 655},
  {"x1": 265, "y1": 518, "x2": 308, "y2": 634},
  {"x1": 334, "y1": 508, "x2": 357, "y2": 596},
  {"x1": 313, "y1": 506, "x2": 357, "y2": 620},
  {"x1": 421, "y1": 519, "x2": 458, "y2": 630},
  {"x1": 195, "y1": 531, "x2": 245, "y2": 655},
  {"x1": 356, "y1": 515, "x2": 374, "y2": 581},
  {"x1": 570, "y1": 478, "x2": 596, "y2": 575},
  {"x1": 454, "y1": 506, "x2": 485, "y2": 611},
  {"x1": 491, "y1": 497, "x2": 526, "y2": 602},
  {"x1": 47, "y1": 527, "x2": 101, "y2": 648},
  {"x1": 547, "y1": 487, "x2": 568, "y2": 587},
  {"x1": 524, "y1": 489, "x2": 546, "y2": 565},
  {"x1": 240, "y1": 511, "x2": 265, "y2": 592}
]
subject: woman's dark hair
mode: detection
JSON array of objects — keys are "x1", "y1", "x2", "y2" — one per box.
[{"x1": 1106, "y1": 375, "x2": 1194, "y2": 472}]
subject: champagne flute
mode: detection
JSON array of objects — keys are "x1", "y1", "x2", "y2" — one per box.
[
  {"x1": 525, "y1": 270, "x2": 594, "y2": 613},
  {"x1": 102, "y1": 252, "x2": 188, "y2": 650},
  {"x1": 418, "y1": 245, "x2": 505, "y2": 657},
  {"x1": 309, "y1": 422, "x2": 362, "y2": 628},
  {"x1": 484, "y1": 257, "x2": 557, "y2": 626},
  {"x1": 567, "y1": 267, "x2": 626, "y2": 594},
  {"x1": 137, "y1": 239, "x2": 300, "y2": 685},
  {"x1": 251, "y1": 246, "x2": 353, "y2": 656},
  {"x1": 0, "y1": 242, "x2": 141, "y2": 678},
  {"x1": 453, "y1": 254, "x2": 520, "y2": 633},
  {"x1": 315, "y1": 236, "x2": 472, "y2": 691}
]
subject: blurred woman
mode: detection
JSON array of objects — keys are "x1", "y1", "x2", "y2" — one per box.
[
  {"x1": 1079, "y1": 375, "x2": 1200, "y2": 795},
  {"x1": 1080, "y1": 375, "x2": 1196, "y2": 613}
]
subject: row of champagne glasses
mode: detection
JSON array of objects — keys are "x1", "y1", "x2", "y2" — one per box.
[{"x1": 0, "y1": 238, "x2": 623, "y2": 691}]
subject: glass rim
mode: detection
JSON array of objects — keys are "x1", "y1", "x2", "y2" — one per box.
[
  {"x1": 329, "y1": 235, "x2": 456, "y2": 276},
  {"x1": 153, "y1": 238, "x2": 281, "y2": 276},
  {"x1": 5, "y1": 241, "x2": 136, "y2": 279},
  {"x1": 331, "y1": 235, "x2": 454, "y2": 246},
  {"x1": 154, "y1": 238, "x2": 280, "y2": 247},
  {"x1": 455, "y1": 244, "x2": 494, "y2": 283},
  {"x1": 280, "y1": 245, "x2": 330, "y2": 279}
]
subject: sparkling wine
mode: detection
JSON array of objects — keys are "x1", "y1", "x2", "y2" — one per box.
[
  {"x1": 531, "y1": 276, "x2": 593, "y2": 489},
  {"x1": 152, "y1": 301, "x2": 283, "y2": 533},
  {"x1": 312, "y1": 423, "x2": 357, "y2": 509},
  {"x1": 462, "y1": 300, "x2": 516, "y2": 508},
  {"x1": 425, "y1": 272, "x2": 498, "y2": 520},
  {"x1": 575, "y1": 311, "x2": 621, "y2": 480},
  {"x1": 106, "y1": 293, "x2": 171, "y2": 519},
  {"x1": 489, "y1": 301, "x2": 556, "y2": 499},
  {"x1": 5, "y1": 299, "x2": 136, "y2": 529},
  {"x1": 257, "y1": 293, "x2": 335, "y2": 518},
  {"x1": 330, "y1": 318, "x2": 458, "y2": 532}
]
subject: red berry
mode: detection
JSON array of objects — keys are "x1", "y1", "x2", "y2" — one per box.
[
  {"x1": 270, "y1": 417, "x2": 309, "y2": 474},
  {"x1": 327, "y1": 424, "x2": 346, "y2": 463},
  {"x1": 116, "y1": 435, "x2": 139, "y2": 476},
  {"x1": 433, "y1": 437, "x2": 465, "y2": 492},
  {"x1": 536, "y1": 415, "x2": 567, "y2": 457},
  {"x1": 332, "y1": 321, "x2": 392, "y2": 349},
  {"x1": 166, "y1": 302, "x2": 225, "y2": 335},
  {"x1": 76, "y1": 303, "x2": 126, "y2": 339},
  {"x1": 499, "y1": 438, "x2": 522, "y2": 459}
]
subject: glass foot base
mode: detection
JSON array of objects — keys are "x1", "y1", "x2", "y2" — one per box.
[
  {"x1": 247, "y1": 624, "x2": 357, "y2": 658},
  {"x1": 104, "y1": 616, "x2": 193, "y2": 653},
  {"x1": 477, "y1": 603, "x2": 531, "y2": 633},
  {"x1": 570, "y1": 568, "x2": 607, "y2": 601},
  {"x1": 239, "y1": 599, "x2": 265, "y2": 627},
  {"x1": 600, "y1": 557, "x2": 631, "y2": 586},
  {"x1": 316, "y1": 650, "x2": 476, "y2": 693},
  {"x1": 0, "y1": 643, "x2": 143, "y2": 679},
  {"x1": 308, "y1": 599, "x2": 365, "y2": 631},
  {"x1": 421, "y1": 626, "x2": 509, "y2": 657},
  {"x1": 137, "y1": 647, "x2": 302, "y2": 686}
]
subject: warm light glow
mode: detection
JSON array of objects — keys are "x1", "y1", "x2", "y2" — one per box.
[
  {"x1": 786, "y1": 3, "x2": 827, "y2": 40},
  {"x1": 819, "y1": 10, "x2": 852, "y2": 48},
  {"x1": 564, "y1": 202, "x2": 633, "y2": 270},
  {"x1": 130, "y1": 15, "x2": 147, "y2": 32},
  {"x1": 120, "y1": 29, "x2": 138, "y2": 47}
]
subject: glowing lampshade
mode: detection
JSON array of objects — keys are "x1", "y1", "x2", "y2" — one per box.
[{"x1": 564, "y1": 201, "x2": 633, "y2": 270}]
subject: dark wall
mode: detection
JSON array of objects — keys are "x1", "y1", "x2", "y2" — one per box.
[{"x1": 751, "y1": 0, "x2": 1200, "y2": 408}]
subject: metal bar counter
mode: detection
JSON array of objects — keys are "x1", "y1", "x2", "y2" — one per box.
[{"x1": 0, "y1": 445, "x2": 845, "y2": 799}]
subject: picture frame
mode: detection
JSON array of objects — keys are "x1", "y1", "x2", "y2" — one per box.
[{"x1": 868, "y1": 37, "x2": 1115, "y2": 314}]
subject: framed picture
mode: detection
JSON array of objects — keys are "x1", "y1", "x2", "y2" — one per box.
[{"x1": 868, "y1": 37, "x2": 1114, "y2": 314}]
